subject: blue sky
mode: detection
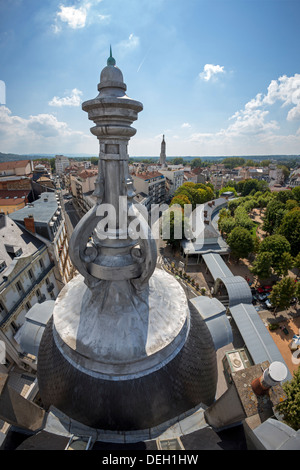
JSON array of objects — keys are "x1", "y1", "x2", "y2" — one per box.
[{"x1": 0, "y1": 0, "x2": 300, "y2": 157}]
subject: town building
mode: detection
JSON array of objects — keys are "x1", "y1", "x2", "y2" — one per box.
[
  {"x1": 70, "y1": 169, "x2": 98, "y2": 214},
  {"x1": 159, "y1": 168, "x2": 184, "y2": 199},
  {"x1": 0, "y1": 190, "x2": 30, "y2": 214},
  {"x1": 0, "y1": 175, "x2": 34, "y2": 215},
  {"x1": 31, "y1": 164, "x2": 55, "y2": 198},
  {"x1": 54, "y1": 155, "x2": 70, "y2": 175},
  {"x1": 0, "y1": 160, "x2": 33, "y2": 177},
  {"x1": 132, "y1": 171, "x2": 166, "y2": 205},
  {"x1": 0, "y1": 214, "x2": 60, "y2": 373},
  {"x1": 10, "y1": 192, "x2": 73, "y2": 285},
  {"x1": 289, "y1": 168, "x2": 300, "y2": 187}
]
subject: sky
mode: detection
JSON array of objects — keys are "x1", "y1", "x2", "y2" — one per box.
[{"x1": 0, "y1": 0, "x2": 300, "y2": 157}]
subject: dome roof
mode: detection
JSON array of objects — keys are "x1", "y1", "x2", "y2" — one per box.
[{"x1": 98, "y1": 47, "x2": 126, "y2": 93}]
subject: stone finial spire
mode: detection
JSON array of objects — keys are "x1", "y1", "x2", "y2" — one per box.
[
  {"x1": 68, "y1": 52, "x2": 156, "y2": 291},
  {"x1": 107, "y1": 45, "x2": 116, "y2": 66}
]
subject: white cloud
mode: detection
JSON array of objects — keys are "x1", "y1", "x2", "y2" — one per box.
[
  {"x1": 257, "y1": 74, "x2": 300, "y2": 121},
  {"x1": 118, "y1": 34, "x2": 140, "y2": 52},
  {"x1": 49, "y1": 88, "x2": 83, "y2": 107},
  {"x1": 181, "y1": 122, "x2": 191, "y2": 128},
  {"x1": 0, "y1": 106, "x2": 92, "y2": 153},
  {"x1": 184, "y1": 73, "x2": 300, "y2": 155},
  {"x1": 53, "y1": 1, "x2": 108, "y2": 32},
  {"x1": 199, "y1": 64, "x2": 225, "y2": 81},
  {"x1": 56, "y1": 5, "x2": 88, "y2": 30}
]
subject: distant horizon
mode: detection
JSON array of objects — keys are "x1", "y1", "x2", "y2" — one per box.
[{"x1": 0, "y1": 151, "x2": 300, "y2": 161}]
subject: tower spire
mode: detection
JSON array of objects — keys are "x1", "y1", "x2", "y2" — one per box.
[{"x1": 107, "y1": 45, "x2": 116, "y2": 66}]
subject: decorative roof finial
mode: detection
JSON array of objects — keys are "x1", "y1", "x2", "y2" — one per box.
[{"x1": 107, "y1": 45, "x2": 116, "y2": 66}]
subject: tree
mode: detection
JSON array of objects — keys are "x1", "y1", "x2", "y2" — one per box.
[
  {"x1": 218, "y1": 216, "x2": 237, "y2": 237},
  {"x1": 240, "y1": 179, "x2": 269, "y2": 196},
  {"x1": 222, "y1": 157, "x2": 245, "y2": 169},
  {"x1": 191, "y1": 158, "x2": 202, "y2": 168},
  {"x1": 276, "y1": 189, "x2": 294, "y2": 204},
  {"x1": 174, "y1": 182, "x2": 214, "y2": 209},
  {"x1": 294, "y1": 253, "x2": 300, "y2": 278},
  {"x1": 262, "y1": 199, "x2": 286, "y2": 234},
  {"x1": 227, "y1": 226, "x2": 254, "y2": 260},
  {"x1": 292, "y1": 186, "x2": 300, "y2": 203},
  {"x1": 278, "y1": 208, "x2": 300, "y2": 257},
  {"x1": 161, "y1": 207, "x2": 185, "y2": 249},
  {"x1": 170, "y1": 194, "x2": 191, "y2": 208},
  {"x1": 171, "y1": 157, "x2": 184, "y2": 165},
  {"x1": 250, "y1": 252, "x2": 273, "y2": 280},
  {"x1": 276, "y1": 368, "x2": 300, "y2": 430},
  {"x1": 259, "y1": 234, "x2": 291, "y2": 270},
  {"x1": 219, "y1": 186, "x2": 238, "y2": 197},
  {"x1": 269, "y1": 277, "x2": 296, "y2": 313},
  {"x1": 285, "y1": 199, "x2": 299, "y2": 211},
  {"x1": 277, "y1": 164, "x2": 290, "y2": 180},
  {"x1": 273, "y1": 252, "x2": 294, "y2": 278}
]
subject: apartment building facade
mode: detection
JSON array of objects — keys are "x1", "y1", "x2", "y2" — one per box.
[
  {"x1": 132, "y1": 171, "x2": 166, "y2": 206},
  {"x1": 0, "y1": 215, "x2": 60, "y2": 373},
  {"x1": 10, "y1": 192, "x2": 73, "y2": 285}
]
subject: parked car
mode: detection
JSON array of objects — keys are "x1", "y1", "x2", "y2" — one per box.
[
  {"x1": 264, "y1": 286, "x2": 272, "y2": 292},
  {"x1": 257, "y1": 285, "x2": 272, "y2": 294},
  {"x1": 265, "y1": 299, "x2": 274, "y2": 309},
  {"x1": 258, "y1": 293, "x2": 270, "y2": 301},
  {"x1": 257, "y1": 287, "x2": 265, "y2": 294}
]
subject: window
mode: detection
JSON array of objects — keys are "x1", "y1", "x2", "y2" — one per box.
[
  {"x1": 39, "y1": 259, "x2": 44, "y2": 270},
  {"x1": 45, "y1": 277, "x2": 49, "y2": 286},
  {"x1": 0, "y1": 261, "x2": 7, "y2": 273},
  {"x1": 36, "y1": 288, "x2": 41, "y2": 298},
  {"x1": 0, "y1": 301, "x2": 6, "y2": 315},
  {"x1": 25, "y1": 301, "x2": 31, "y2": 312},
  {"x1": 28, "y1": 269, "x2": 34, "y2": 280},
  {"x1": 16, "y1": 281, "x2": 23, "y2": 293},
  {"x1": 10, "y1": 321, "x2": 18, "y2": 333}
]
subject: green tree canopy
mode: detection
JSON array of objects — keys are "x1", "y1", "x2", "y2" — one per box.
[
  {"x1": 269, "y1": 276, "x2": 296, "y2": 312},
  {"x1": 222, "y1": 157, "x2": 245, "y2": 169},
  {"x1": 170, "y1": 194, "x2": 191, "y2": 208},
  {"x1": 250, "y1": 252, "x2": 273, "y2": 280},
  {"x1": 161, "y1": 206, "x2": 185, "y2": 249},
  {"x1": 292, "y1": 186, "x2": 300, "y2": 203},
  {"x1": 263, "y1": 199, "x2": 286, "y2": 234},
  {"x1": 259, "y1": 234, "x2": 291, "y2": 270},
  {"x1": 278, "y1": 208, "x2": 300, "y2": 256},
  {"x1": 273, "y1": 252, "x2": 294, "y2": 278},
  {"x1": 276, "y1": 368, "x2": 300, "y2": 431},
  {"x1": 219, "y1": 186, "x2": 238, "y2": 197},
  {"x1": 171, "y1": 157, "x2": 184, "y2": 165},
  {"x1": 227, "y1": 226, "x2": 254, "y2": 260},
  {"x1": 174, "y1": 182, "x2": 214, "y2": 209},
  {"x1": 276, "y1": 189, "x2": 294, "y2": 204},
  {"x1": 191, "y1": 158, "x2": 202, "y2": 168}
]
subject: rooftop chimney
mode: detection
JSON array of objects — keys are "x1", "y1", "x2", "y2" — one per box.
[
  {"x1": 251, "y1": 361, "x2": 287, "y2": 396},
  {"x1": 24, "y1": 215, "x2": 35, "y2": 233}
]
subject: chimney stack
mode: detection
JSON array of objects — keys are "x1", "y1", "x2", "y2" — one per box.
[
  {"x1": 251, "y1": 361, "x2": 287, "y2": 396},
  {"x1": 24, "y1": 215, "x2": 35, "y2": 233}
]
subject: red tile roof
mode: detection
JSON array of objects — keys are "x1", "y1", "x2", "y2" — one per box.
[
  {"x1": 133, "y1": 171, "x2": 164, "y2": 180},
  {"x1": 0, "y1": 160, "x2": 31, "y2": 170}
]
